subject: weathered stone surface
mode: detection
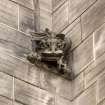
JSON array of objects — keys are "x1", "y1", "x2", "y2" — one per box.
[
  {"x1": 85, "y1": 53, "x2": 105, "y2": 88},
  {"x1": 0, "y1": 72, "x2": 13, "y2": 99},
  {"x1": 0, "y1": 96, "x2": 12, "y2": 105},
  {"x1": 52, "y1": 0, "x2": 66, "y2": 11},
  {"x1": 40, "y1": 70, "x2": 72, "y2": 100},
  {"x1": 0, "y1": 23, "x2": 31, "y2": 49},
  {"x1": 0, "y1": 50, "x2": 28, "y2": 80},
  {"x1": 27, "y1": 65, "x2": 40, "y2": 87},
  {"x1": 73, "y1": 35, "x2": 93, "y2": 75},
  {"x1": 14, "y1": 102, "x2": 23, "y2": 105},
  {"x1": 81, "y1": 0, "x2": 105, "y2": 39},
  {"x1": 98, "y1": 99, "x2": 105, "y2": 105},
  {"x1": 40, "y1": 9, "x2": 52, "y2": 31},
  {"x1": 71, "y1": 72, "x2": 84, "y2": 99},
  {"x1": 53, "y1": 1, "x2": 69, "y2": 33},
  {"x1": 15, "y1": 79, "x2": 54, "y2": 105},
  {"x1": 0, "y1": 39, "x2": 30, "y2": 59},
  {"x1": 62, "y1": 18, "x2": 81, "y2": 50},
  {"x1": 0, "y1": 47, "x2": 41, "y2": 87},
  {"x1": 39, "y1": 0, "x2": 52, "y2": 31},
  {"x1": 40, "y1": 71, "x2": 57, "y2": 93},
  {"x1": 56, "y1": 77, "x2": 72, "y2": 100},
  {"x1": 0, "y1": 0, "x2": 18, "y2": 28},
  {"x1": 11, "y1": 0, "x2": 34, "y2": 10},
  {"x1": 55, "y1": 96, "x2": 72, "y2": 105},
  {"x1": 69, "y1": 0, "x2": 96, "y2": 24},
  {"x1": 39, "y1": 0, "x2": 52, "y2": 12},
  {"x1": 77, "y1": 83, "x2": 96, "y2": 105},
  {"x1": 94, "y1": 23, "x2": 105, "y2": 59},
  {"x1": 97, "y1": 73, "x2": 105, "y2": 103},
  {"x1": 19, "y1": 6, "x2": 35, "y2": 34}
]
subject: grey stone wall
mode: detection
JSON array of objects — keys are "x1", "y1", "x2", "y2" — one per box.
[
  {"x1": 0, "y1": 0, "x2": 105, "y2": 105},
  {"x1": 0, "y1": 0, "x2": 71, "y2": 105},
  {"x1": 52, "y1": 0, "x2": 105, "y2": 105}
]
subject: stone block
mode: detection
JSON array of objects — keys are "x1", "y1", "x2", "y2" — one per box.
[
  {"x1": 56, "y1": 78, "x2": 72, "y2": 100},
  {"x1": 69, "y1": 0, "x2": 96, "y2": 24},
  {"x1": 0, "y1": 23, "x2": 31, "y2": 49},
  {"x1": 0, "y1": 96, "x2": 12, "y2": 105},
  {"x1": 81, "y1": 0, "x2": 105, "y2": 39},
  {"x1": 94, "y1": 23, "x2": 105, "y2": 59},
  {"x1": 85, "y1": 53, "x2": 105, "y2": 88},
  {"x1": 77, "y1": 83, "x2": 96, "y2": 105},
  {"x1": 15, "y1": 79, "x2": 54, "y2": 105},
  {"x1": 40, "y1": 71, "x2": 58, "y2": 93},
  {"x1": 0, "y1": 0, "x2": 18, "y2": 28},
  {"x1": 19, "y1": 6, "x2": 35, "y2": 34},
  {"x1": 0, "y1": 72, "x2": 13, "y2": 99},
  {"x1": 62, "y1": 18, "x2": 81, "y2": 50},
  {"x1": 73, "y1": 35, "x2": 93, "y2": 75},
  {"x1": 41, "y1": 71, "x2": 71, "y2": 99},
  {"x1": 0, "y1": 50, "x2": 28, "y2": 80},
  {"x1": 71, "y1": 72, "x2": 84, "y2": 99},
  {"x1": 52, "y1": 0, "x2": 66, "y2": 11},
  {"x1": 0, "y1": 48, "x2": 41, "y2": 87},
  {"x1": 97, "y1": 73, "x2": 105, "y2": 103},
  {"x1": 53, "y1": 1, "x2": 69, "y2": 33},
  {"x1": 0, "y1": 39, "x2": 30, "y2": 60},
  {"x1": 40, "y1": 70, "x2": 72, "y2": 100},
  {"x1": 11, "y1": 0, "x2": 34, "y2": 10},
  {"x1": 27, "y1": 65, "x2": 41, "y2": 87}
]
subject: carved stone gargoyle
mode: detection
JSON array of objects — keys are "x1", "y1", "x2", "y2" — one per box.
[{"x1": 27, "y1": 28, "x2": 74, "y2": 80}]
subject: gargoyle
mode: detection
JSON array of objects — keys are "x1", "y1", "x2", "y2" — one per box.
[{"x1": 27, "y1": 28, "x2": 73, "y2": 80}]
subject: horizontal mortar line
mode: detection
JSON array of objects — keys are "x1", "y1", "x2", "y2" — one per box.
[
  {"x1": 98, "y1": 97, "x2": 105, "y2": 105},
  {"x1": 71, "y1": 20, "x2": 105, "y2": 52},
  {"x1": 14, "y1": 88, "x2": 54, "y2": 104},
  {"x1": 0, "y1": 22, "x2": 32, "y2": 38},
  {"x1": 8, "y1": 0, "x2": 35, "y2": 11},
  {"x1": 0, "y1": 70, "x2": 72, "y2": 102},
  {"x1": 85, "y1": 54, "x2": 105, "y2": 74},
  {"x1": 86, "y1": 66, "x2": 105, "y2": 85},
  {"x1": 73, "y1": 59, "x2": 94, "y2": 78},
  {"x1": 56, "y1": 0, "x2": 98, "y2": 34},
  {"x1": 63, "y1": 27, "x2": 93, "y2": 51},
  {"x1": 58, "y1": 95, "x2": 72, "y2": 102},
  {"x1": 81, "y1": 21, "x2": 105, "y2": 43},
  {"x1": 63, "y1": 20, "x2": 80, "y2": 34},
  {"x1": 0, "y1": 70, "x2": 50, "y2": 95},
  {"x1": 0, "y1": 94, "x2": 13, "y2": 102},
  {"x1": 15, "y1": 100, "x2": 29, "y2": 105},
  {"x1": 60, "y1": 17, "x2": 81, "y2": 34},
  {"x1": 0, "y1": 44, "x2": 73, "y2": 80},
  {"x1": 0, "y1": 38, "x2": 31, "y2": 51},
  {"x1": 0, "y1": 71, "x2": 42, "y2": 91},
  {"x1": 53, "y1": 0, "x2": 98, "y2": 24},
  {"x1": 0, "y1": 50, "x2": 29, "y2": 63},
  {"x1": 71, "y1": 81, "x2": 97, "y2": 101},
  {"x1": 52, "y1": 0, "x2": 67, "y2": 13},
  {"x1": 77, "y1": 0, "x2": 98, "y2": 19},
  {"x1": 95, "y1": 51, "x2": 105, "y2": 61}
]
